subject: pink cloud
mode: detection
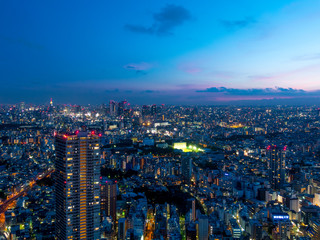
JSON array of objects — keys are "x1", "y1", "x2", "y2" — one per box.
[{"x1": 214, "y1": 96, "x2": 293, "y2": 101}]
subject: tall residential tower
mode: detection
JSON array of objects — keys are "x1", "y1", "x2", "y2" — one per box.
[
  {"x1": 55, "y1": 131, "x2": 101, "y2": 240},
  {"x1": 267, "y1": 145, "x2": 286, "y2": 191}
]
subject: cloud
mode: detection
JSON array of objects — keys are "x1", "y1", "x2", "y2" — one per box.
[
  {"x1": 197, "y1": 87, "x2": 306, "y2": 96},
  {"x1": 124, "y1": 25, "x2": 154, "y2": 35},
  {"x1": 124, "y1": 62, "x2": 153, "y2": 74},
  {"x1": 125, "y1": 4, "x2": 191, "y2": 36},
  {"x1": 135, "y1": 70, "x2": 148, "y2": 75},
  {"x1": 124, "y1": 62, "x2": 153, "y2": 71},
  {"x1": 221, "y1": 17, "x2": 256, "y2": 30}
]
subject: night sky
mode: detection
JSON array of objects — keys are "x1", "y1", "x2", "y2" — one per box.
[{"x1": 1, "y1": 0, "x2": 320, "y2": 105}]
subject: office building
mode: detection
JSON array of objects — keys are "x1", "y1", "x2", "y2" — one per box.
[{"x1": 55, "y1": 131, "x2": 101, "y2": 240}]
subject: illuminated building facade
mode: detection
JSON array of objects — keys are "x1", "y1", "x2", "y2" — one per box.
[
  {"x1": 100, "y1": 178, "x2": 117, "y2": 222},
  {"x1": 267, "y1": 145, "x2": 286, "y2": 191},
  {"x1": 55, "y1": 131, "x2": 100, "y2": 240}
]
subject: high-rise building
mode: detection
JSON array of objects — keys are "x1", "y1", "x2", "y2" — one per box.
[
  {"x1": 249, "y1": 219, "x2": 262, "y2": 240},
  {"x1": 100, "y1": 178, "x2": 117, "y2": 222},
  {"x1": 230, "y1": 218, "x2": 241, "y2": 239},
  {"x1": 197, "y1": 214, "x2": 209, "y2": 240},
  {"x1": 192, "y1": 199, "x2": 196, "y2": 222},
  {"x1": 109, "y1": 100, "x2": 117, "y2": 116},
  {"x1": 151, "y1": 104, "x2": 157, "y2": 115},
  {"x1": 55, "y1": 131, "x2": 101, "y2": 240},
  {"x1": 20, "y1": 102, "x2": 25, "y2": 111},
  {"x1": 181, "y1": 157, "x2": 192, "y2": 182},
  {"x1": 48, "y1": 98, "x2": 54, "y2": 113},
  {"x1": 118, "y1": 218, "x2": 127, "y2": 240},
  {"x1": 142, "y1": 105, "x2": 150, "y2": 116},
  {"x1": 267, "y1": 145, "x2": 286, "y2": 191},
  {"x1": 118, "y1": 100, "x2": 128, "y2": 116}
]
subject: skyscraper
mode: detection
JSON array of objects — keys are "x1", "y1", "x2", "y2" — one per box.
[
  {"x1": 55, "y1": 131, "x2": 101, "y2": 240},
  {"x1": 142, "y1": 105, "x2": 150, "y2": 116},
  {"x1": 181, "y1": 157, "x2": 192, "y2": 182},
  {"x1": 118, "y1": 100, "x2": 128, "y2": 116},
  {"x1": 109, "y1": 100, "x2": 117, "y2": 116},
  {"x1": 192, "y1": 199, "x2": 196, "y2": 222},
  {"x1": 267, "y1": 145, "x2": 286, "y2": 191},
  {"x1": 100, "y1": 178, "x2": 117, "y2": 222},
  {"x1": 151, "y1": 104, "x2": 157, "y2": 115},
  {"x1": 197, "y1": 214, "x2": 209, "y2": 240}
]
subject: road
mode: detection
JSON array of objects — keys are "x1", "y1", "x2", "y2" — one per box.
[
  {"x1": 0, "y1": 168, "x2": 54, "y2": 215},
  {"x1": 144, "y1": 209, "x2": 155, "y2": 240},
  {"x1": 144, "y1": 218, "x2": 155, "y2": 240}
]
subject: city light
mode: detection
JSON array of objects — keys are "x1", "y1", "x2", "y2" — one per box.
[{"x1": 1, "y1": 1, "x2": 319, "y2": 237}]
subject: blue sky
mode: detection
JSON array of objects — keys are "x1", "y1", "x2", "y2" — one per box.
[{"x1": 1, "y1": 0, "x2": 320, "y2": 104}]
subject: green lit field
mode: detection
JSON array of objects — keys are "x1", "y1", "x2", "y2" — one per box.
[{"x1": 173, "y1": 142, "x2": 204, "y2": 152}]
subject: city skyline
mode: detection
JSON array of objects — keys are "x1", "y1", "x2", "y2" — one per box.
[
  {"x1": 2, "y1": 2, "x2": 320, "y2": 238},
  {"x1": 1, "y1": 103, "x2": 320, "y2": 239},
  {"x1": 1, "y1": 1, "x2": 320, "y2": 104}
]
